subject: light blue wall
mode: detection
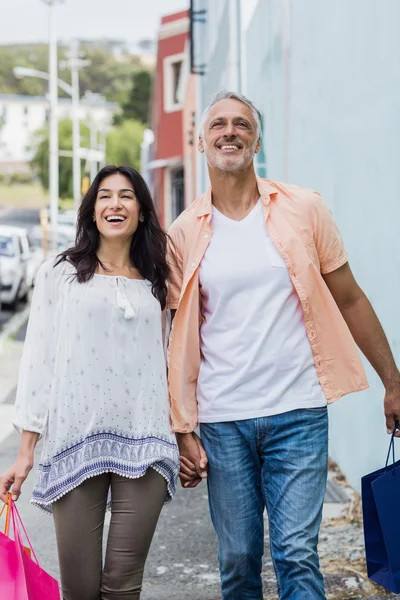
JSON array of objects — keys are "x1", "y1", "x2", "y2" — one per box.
[
  {"x1": 202, "y1": 0, "x2": 400, "y2": 490},
  {"x1": 248, "y1": 0, "x2": 400, "y2": 490}
]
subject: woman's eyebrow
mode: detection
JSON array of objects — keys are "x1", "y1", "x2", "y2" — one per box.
[{"x1": 97, "y1": 188, "x2": 135, "y2": 193}]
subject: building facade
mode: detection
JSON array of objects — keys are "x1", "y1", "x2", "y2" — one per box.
[
  {"x1": 0, "y1": 93, "x2": 117, "y2": 173},
  {"x1": 187, "y1": 0, "x2": 400, "y2": 490},
  {"x1": 148, "y1": 10, "x2": 190, "y2": 228}
]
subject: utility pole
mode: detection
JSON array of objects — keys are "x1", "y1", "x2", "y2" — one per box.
[
  {"x1": 61, "y1": 41, "x2": 90, "y2": 211},
  {"x1": 43, "y1": 0, "x2": 61, "y2": 251},
  {"x1": 90, "y1": 120, "x2": 98, "y2": 182}
]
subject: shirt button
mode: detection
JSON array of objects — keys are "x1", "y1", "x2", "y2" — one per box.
[
  {"x1": 204, "y1": 234, "x2": 209, "y2": 239},
  {"x1": 191, "y1": 262, "x2": 196, "y2": 268}
]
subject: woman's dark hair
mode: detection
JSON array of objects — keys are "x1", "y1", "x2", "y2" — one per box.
[{"x1": 56, "y1": 165, "x2": 170, "y2": 308}]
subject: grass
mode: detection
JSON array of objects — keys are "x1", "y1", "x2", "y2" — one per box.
[
  {"x1": 0, "y1": 183, "x2": 48, "y2": 210},
  {"x1": 0, "y1": 184, "x2": 74, "y2": 211}
]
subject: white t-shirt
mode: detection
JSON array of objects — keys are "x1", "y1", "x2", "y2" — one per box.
[{"x1": 197, "y1": 199, "x2": 327, "y2": 423}]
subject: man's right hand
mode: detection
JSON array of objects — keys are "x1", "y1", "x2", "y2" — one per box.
[
  {"x1": 0, "y1": 456, "x2": 34, "y2": 503},
  {"x1": 177, "y1": 432, "x2": 208, "y2": 488}
]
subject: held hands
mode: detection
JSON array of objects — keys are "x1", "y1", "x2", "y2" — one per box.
[
  {"x1": 0, "y1": 455, "x2": 34, "y2": 503},
  {"x1": 177, "y1": 432, "x2": 208, "y2": 488}
]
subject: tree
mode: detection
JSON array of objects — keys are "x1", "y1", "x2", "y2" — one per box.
[
  {"x1": 106, "y1": 119, "x2": 146, "y2": 171},
  {"x1": 0, "y1": 42, "x2": 144, "y2": 103},
  {"x1": 118, "y1": 70, "x2": 153, "y2": 124},
  {"x1": 31, "y1": 119, "x2": 90, "y2": 199}
]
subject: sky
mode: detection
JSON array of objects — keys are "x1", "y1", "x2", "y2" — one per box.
[{"x1": 0, "y1": 0, "x2": 188, "y2": 45}]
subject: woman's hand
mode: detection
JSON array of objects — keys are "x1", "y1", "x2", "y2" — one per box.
[{"x1": 0, "y1": 455, "x2": 34, "y2": 503}]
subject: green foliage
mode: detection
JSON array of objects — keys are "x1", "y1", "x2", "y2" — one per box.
[
  {"x1": 0, "y1": 42, "x2": 143, "y2": 103},
  {"x1": 31, "y1": 119, "x2": 90, "y2": 199},
  {"x1": 106, "y1": 120, "x2": 146, "y2": 171},
  {"x1": 9, "y1": 172, "x2": 35, "y2": 185},
  {"x1": 0, "y1": 44, "x2": 51, "y2": 96},
  {"x1": 72, "y1": 43, "x2": 142, "y2": 103},
  {"x1": 117, "y1": 69, "x2": 153, "y2": 124}
]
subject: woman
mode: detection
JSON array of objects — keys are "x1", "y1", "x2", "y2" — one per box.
[{"x1": 0, "y1": 165, "x2": 179, "y2": 600}]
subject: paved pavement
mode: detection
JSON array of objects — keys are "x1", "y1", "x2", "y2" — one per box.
[{"x1": 0, "y1": 322, "x2": 396, "y2": 599}]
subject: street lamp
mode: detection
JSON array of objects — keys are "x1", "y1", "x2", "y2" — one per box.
[
  {"x1": 42, "y1": 0, "x2": 62, "y2": 251},
  {"x1": 13, "y1": 66, "x2": 73, "y2": 96}
]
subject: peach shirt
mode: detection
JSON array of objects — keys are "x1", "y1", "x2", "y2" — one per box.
[{"x1": 167, "y1": 177, "x2": 368, "y2": 433}]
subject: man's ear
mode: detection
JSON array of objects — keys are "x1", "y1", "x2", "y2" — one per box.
[
  {"x1": 198, "y1": 136, "x2": 204, "y2": 153},
  {"x1": 255, "y1": 137, "x2": 261, "y2": 154}
]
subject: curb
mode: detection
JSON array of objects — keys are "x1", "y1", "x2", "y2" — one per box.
[{"x1": 0, "y1": 305, "x2": 30, "y2": 356}]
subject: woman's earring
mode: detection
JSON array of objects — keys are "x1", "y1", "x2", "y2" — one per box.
[
  {"x1": 93, "y1": 215, "x2": 96, "y2": 222},
  {"x1": 139, "y1": 216, "x2": 144, "y2": 222}
]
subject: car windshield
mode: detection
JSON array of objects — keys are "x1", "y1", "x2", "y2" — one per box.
[{"x1": 0, "y1": 235, "x2": 15, "y2": 257}]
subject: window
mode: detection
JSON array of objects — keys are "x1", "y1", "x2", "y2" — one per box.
[
  {"x1": 171, "y1": 61, "x2": 182, "y2": 105},
  {"x1": 0, "y1": 235, "x2": 14, "y2": 257},
  {"x1": 171, "y1": 167, "x2": 185, "y2": 220},
  {"x1": 163, "y1": 53, "x2": 185, "y2": 112}
]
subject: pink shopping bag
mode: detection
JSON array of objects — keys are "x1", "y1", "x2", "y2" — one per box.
[{"x1": 0, "y1": 494, "x2": 60, "y2": 599}]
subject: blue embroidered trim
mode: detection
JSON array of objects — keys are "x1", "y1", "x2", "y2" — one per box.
[{"x1": 31, "y1": 430, "x2": 179, "y2": 513}]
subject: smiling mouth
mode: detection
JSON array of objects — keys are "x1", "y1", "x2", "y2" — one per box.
[
  {"x1": 105, "y1": 215, "x2": 127, "y2": 223},
  {"x1": 218, "y1": 144, "x2": 241, "y2": 151}
]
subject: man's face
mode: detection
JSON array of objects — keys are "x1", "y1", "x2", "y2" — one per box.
[{"x1": 199, "y1": 99, "x2": 261, "y2": 172}]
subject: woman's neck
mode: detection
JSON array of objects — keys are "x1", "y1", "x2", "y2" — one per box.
[{"x1": 96, "y1": 239, "x2": 132, "y2": 271}]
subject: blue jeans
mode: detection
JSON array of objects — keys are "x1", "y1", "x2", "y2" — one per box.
[{"x1": 200, "y1": 407, "x2": 328, "y2": 600}]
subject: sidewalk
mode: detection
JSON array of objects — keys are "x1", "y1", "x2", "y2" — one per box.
[
  {"x1": 0, "y1": 338, "x2": 396, "y2": 599},
  {"x1": 0, "y1": 337, "x2": 24, "y2": 444}
]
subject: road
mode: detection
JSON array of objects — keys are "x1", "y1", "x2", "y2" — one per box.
[{"x1": 0, "y1": 206, "x2": 40, "y2": 230}]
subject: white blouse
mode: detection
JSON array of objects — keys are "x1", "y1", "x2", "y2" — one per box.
[{"x1": 13, "y1": 259, "x2": 179, "y2": 513}]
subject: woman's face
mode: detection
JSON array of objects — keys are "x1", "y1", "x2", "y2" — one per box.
[{"x1": 94, "y1": 173, "x2": 142, "y2": 241}]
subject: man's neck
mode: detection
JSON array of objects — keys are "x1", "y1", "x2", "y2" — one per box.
[{"x1": 209, "y1": 166, "x2": 260, "y2": 221}]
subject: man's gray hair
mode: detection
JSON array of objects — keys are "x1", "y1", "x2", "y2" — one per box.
[{"x1": 200, "y1": 90, "x2": 262, "y2": 138}]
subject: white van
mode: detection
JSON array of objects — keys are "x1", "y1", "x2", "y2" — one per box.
[{"x1": 0, "y1": 226, "x2": 31, "y2": 309}]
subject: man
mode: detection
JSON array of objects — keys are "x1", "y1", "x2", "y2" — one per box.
[{"x1": 167, "y1": 90, "x2": 400, "y2": 599}]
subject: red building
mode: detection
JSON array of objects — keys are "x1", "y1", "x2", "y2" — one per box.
[{"x1": 149, "y1": 10, "x2": 190, "y2": 228}]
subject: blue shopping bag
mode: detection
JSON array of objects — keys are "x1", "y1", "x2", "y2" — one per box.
[{"x1": 361, "y1": 422, "x2": 400, "y2": 594}]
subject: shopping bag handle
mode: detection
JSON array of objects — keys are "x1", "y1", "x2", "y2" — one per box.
[
  {"x1": 385, "y1": 420, "x2": 399, "y2": 468},
  {"x1": 0, "y1": 492, "x2": 11, "y2": 536},
  {"x1": 5, "y1": 495, "x2": 40, "y2": 565}
]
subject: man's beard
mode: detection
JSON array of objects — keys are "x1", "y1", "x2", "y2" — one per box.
[{"x1": 204, "y1": 139, "x2": 258, "y2": 172}]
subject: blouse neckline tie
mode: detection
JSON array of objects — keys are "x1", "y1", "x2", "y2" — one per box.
[{"x1": 113, "y1": 277, "x2": 136, "y2": 320}]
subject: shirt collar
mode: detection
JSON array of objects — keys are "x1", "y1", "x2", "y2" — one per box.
[{"x1": 195, "y1": 176, "x2": 278, "y2": 218}]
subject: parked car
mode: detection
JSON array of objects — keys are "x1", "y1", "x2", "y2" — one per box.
[
  {"x1": 0, "y1": 226, "x2": 31, "y2": 309},
  {"x1": 27, "y1": 225, "x2": 72, "y2": 286},
  {"x1": 57, "y1": 210, "x2": 77, "y2": 229}
]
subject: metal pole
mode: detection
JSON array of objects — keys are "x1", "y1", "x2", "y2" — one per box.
[
  {"x1": 228, "y1": 0, "x2": 241, "y2": 92},
  {"x1": 48, "y1": 0, "x2": 59, "y2": 251},
  {"x1": 90, "y1": 121, "x2": 97, "y2": 182},
  {"x1": 70, "y1": 42, "x2": 81, "y2": 211}
]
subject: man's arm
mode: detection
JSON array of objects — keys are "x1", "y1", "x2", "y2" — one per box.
[
  {"x1": 169, "y1": 312, "x2": 208, "y2": 487},
  {"x1": 323, "y1": 262, "x2": 400, "y2": 435}
]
